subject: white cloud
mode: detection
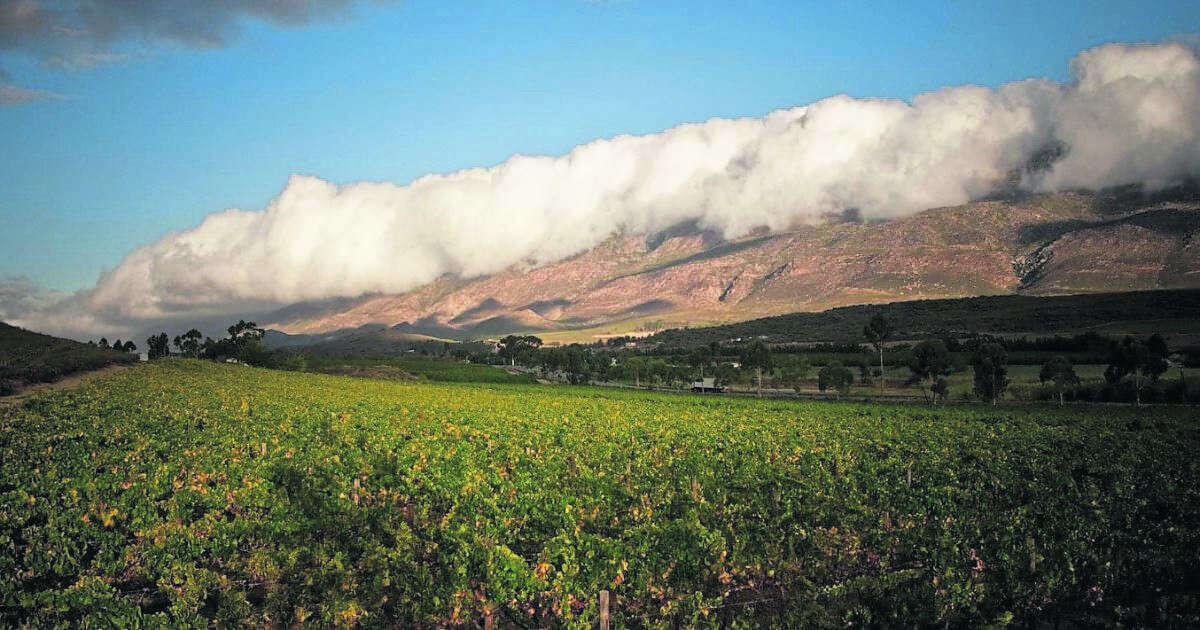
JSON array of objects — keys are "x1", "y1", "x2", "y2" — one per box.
[
  {"x1": 0, "y1": 275, "x2": 65, "y2": 320},
  {"x1": 13, "y1": 41, "x2": 1200, "y2": 339}
]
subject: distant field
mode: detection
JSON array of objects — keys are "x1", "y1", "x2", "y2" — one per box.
[
  {"x1": 307, "y1": 355, "x2": 537, "y2": 385},
  {"x1": 1086, "y1": 317, "x2": 1200, "y2": 340},
  {"x1": 0, "y1": 322, "x2": 137, "y2": 395},
  {"x1": 2, "y1": 360, "x2": 1197, "y2": 627}
]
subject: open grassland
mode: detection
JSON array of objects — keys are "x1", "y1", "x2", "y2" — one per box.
[{"x1": 2, "y1": 360, "x2": 1198, "y2": 627}]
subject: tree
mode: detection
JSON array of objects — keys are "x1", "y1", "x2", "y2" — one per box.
[
  {"x1": 200, "y1": 336, "x2": 230, "y2": 361},
  {"x1": 931, "y1": 377, "x2": 950, "y2": 404},
  {"x1": 591, "y1": 352, "x2": 615, "y2": 382},
  {"x1": 173, "y1": 329, "x2": 204, "y2": 358},
  {"x1": 274, "y1": 352, "x2": 307, "y2": 372},
  {"x1": 687, "y1": 346, "x2": 713, "y2": 380},
  {"x1": 713, "y1": 363, "x2": 740, "y2": 389},
  {"x1": 1106, "y1": 335, "x2": 1169, "y2": 405},
  {"x1": 146, "y1": 333, "x2": 170, "y2": 360},
  {"x1": 1146, "y1": 333, "x2": 1169, "y2": 361},
  {"x1": 621, "y1": 356, "x2": 646, "y2": 388},
  {"x1": 121, "y1": 340, "x2": 136, "y2": 353},
  {"x1": 848, "y1": 359, "x2": 872, "y2": 385},
  {"x1": 1104, "y1": 339, "x2": 1135, "y2": 385},
  {"x1": 863, "y1": 313, "x2": 894, "y2": 393},
  {"x1": 740, "y1": 340, "x2": 773, "y2": 397},
  {"x1": 1168, "y1": 354, "x2": 1190, "y2": 402},
  {"x1": 112, "y1": 339, "x2": 123, "y2": 353},
  {"x1": 498, "y1": 335, "x2": 542, "y2": 366},
  {"x1": 535, "y1": 347, "x2": 561, "y2": 378},
  {"x1": 227, "y1": 320, "x2": 265, "y2": 346},
  {"x1": 98, "y1": 337, "x2": 109, "y2": 350},
  {"x1": 818, "y1": 362, "x2": 854, "y2": 398},
  {"x1": 238, "y1": 338, "x2": 275, "y2": 367},
  {"x1": 971, "y1": 343, "x2": 1009, "y2": 405},
  {"x1": 1040, "y1": 355, "x2": 1079, "y2": 406},
  {"x1": 218, "y1": 320, "x2": 264, "y2": 363},
  {"x1": 906, "y1": 339, "x2": 952, "y2": 404},
  {"x1": 780, "y1": 355, "x2": 811, "y2": 393},
  {"x1": 1136, "y1": 335, "x2": 1169, "y2": 405},
  {"x1": 646, "y1": 359, "x2": 671, "y2": 390},
  {"x1": 562, "y1": 346, "x2": 591, "y2": 385}
]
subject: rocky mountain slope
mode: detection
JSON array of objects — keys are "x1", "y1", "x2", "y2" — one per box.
[{"x1": 264, "y1": 189, "x2": 1200, "y2": 339}]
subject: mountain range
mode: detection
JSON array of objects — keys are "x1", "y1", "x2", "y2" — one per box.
[{"x1": 263, "y1": 186, "x2": 1200, "y2": 342}]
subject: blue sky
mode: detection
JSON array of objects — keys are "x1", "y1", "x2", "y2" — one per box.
[{"x1": 2, "y1": 0, "x2": 1198, "y2": 292}]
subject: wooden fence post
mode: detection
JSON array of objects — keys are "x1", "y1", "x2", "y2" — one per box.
[{"x1": 599, "y1": 590, "x2": 610, "y2": 630}]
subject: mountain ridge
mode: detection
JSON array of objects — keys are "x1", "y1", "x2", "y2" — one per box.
[{"x1": 263, "y1": 189, "x2": 1200, "y2": 340}]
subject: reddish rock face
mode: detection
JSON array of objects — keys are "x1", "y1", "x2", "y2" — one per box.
[{"x1": 266, "y1": 193, "x2": 1200, "y2": 336}]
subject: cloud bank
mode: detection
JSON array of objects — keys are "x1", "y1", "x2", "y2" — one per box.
[{"x1": 12, "y1": 41, "x2": 1200, "y2": 339}]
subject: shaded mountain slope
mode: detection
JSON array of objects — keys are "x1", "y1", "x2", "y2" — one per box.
[{"x1": 648, "y1": 289, "x2": 1200, "y2": 346}]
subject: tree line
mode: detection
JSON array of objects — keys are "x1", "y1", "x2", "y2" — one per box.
[
  {"x1": 88, "y1": 338, "x2": 137, "y2": 353},
  {"x1": 855, "y1": 313, "x2": 1176, "y2": 405},
  {"x1": 136, "y1": 320, "x2": 306, "y2": 370},
  {"x1": 489, "y1": 314, "x2": 1188, "y2": 405},
  {"x1": 109, "y1": 315, "x2": 1186, "y2": 405}
]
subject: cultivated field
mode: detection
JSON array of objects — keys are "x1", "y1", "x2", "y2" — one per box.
[{"x1": 2, "y1": 360, "x2": 1197, "y2": 627}]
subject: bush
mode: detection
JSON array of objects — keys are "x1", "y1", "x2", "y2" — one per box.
[
  {"x1": 817, "y1": 362, "x2": 854, "y2": 396},
  {"x1": 272, "y1": 352, "x2": 308, "y2": 372}
]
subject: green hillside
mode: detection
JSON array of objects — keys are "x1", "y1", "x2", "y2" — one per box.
[
  {"x1": 0, "y1": 322, "x2": 138, "y2": 395},
  {"x1": 651, "y1": 289, "x2": 1200, "y2": 346}
]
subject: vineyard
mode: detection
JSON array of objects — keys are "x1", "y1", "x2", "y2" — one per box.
[{"x1": 2, "y1": 359, "x2": 1198, "y2": 627}]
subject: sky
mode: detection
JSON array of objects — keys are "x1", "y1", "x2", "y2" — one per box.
[
  {"x1": 2, "y1": 1, "x2": 1200, "y2": 343},
  {"x1": 2, "y1": 0, "x2": 1197, "y2": 294}
]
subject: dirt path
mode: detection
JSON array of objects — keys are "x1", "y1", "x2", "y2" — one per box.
[{"x1": 0, "y1": 364, "x2": 131, "y2": 405}]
